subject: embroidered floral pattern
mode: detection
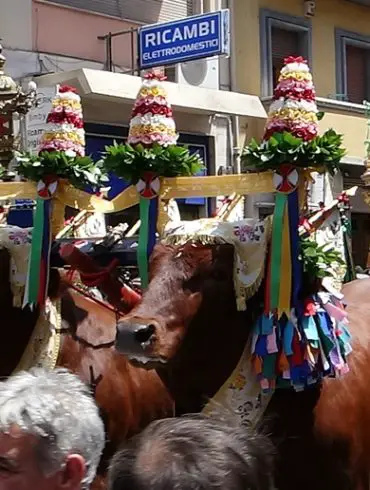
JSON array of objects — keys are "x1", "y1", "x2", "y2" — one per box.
[
  {"x1": 8, "y1": 230, "x2": 32, "y2": 246},
  {"x1": 233, "y1": 223, "x2": 265, "y2": 243}
]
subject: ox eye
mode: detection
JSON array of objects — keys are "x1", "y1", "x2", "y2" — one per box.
[{"x1": 182, "y1": 278, "x2": 198, "y2": 291}]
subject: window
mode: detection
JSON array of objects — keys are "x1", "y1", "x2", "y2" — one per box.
[
  {"x1": 336, "y1": 29, "x2": 370, "y2": 104},
  {"x1": 260, "y1": 9, "x2": 311, "y2": 96},
  {"x1": 258, "y1": 206, "x2": 274, "y2": 220}
]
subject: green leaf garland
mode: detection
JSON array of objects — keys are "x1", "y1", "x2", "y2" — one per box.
[
  {"x1": 16, "y1": 151, "x2": 109, "y2": 190},
  {"x1": 242, "y1": 129, "x2": 346, "y2": 175},
  {"x1": 299, "y1": 236, "x2": 345, "y2": 280},
  {"x1": 100, "y1": 142, "x2": 204, "y2": 183}
]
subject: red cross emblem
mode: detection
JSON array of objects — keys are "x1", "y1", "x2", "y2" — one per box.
[
  {"x1": 272, "y1": 164, "x2": 299, "y2": 194},
  {"x1": 135, "y1": 171, "x2": 160, "y2": 199},
  {"x1": 37, "y1": 176, "x2": 58, "y2": 200}
]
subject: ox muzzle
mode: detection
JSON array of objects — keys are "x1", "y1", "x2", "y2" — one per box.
[{"x1": 115, "y1": 320, "x2": 161, "y2": 365}]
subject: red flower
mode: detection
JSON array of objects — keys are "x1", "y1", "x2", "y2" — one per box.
[
  {"x1": 303, "y1": 298, "x2": 316, "y2": 316},
  {"x1": 290, "y1": 122, "x2": 318, "y2": 142},
  {"x1": 47, "y1": 111, "x2": 83, "y2": 127},
  {"x1": 338, "y1": 193, "x2": 350, "y2": 204},
  {"x1": 144, "y1": 71, "x2": 167, "y2": 81},
  {"x1": 58, "y1": 85, "x2": 78, "y2": 94},
  {"x1": 132, "y1": 102, "x2": 172, "y2": 117},
  {"x1": 273, "y1": 78, "x2": 316, "y2": 101},
  {"x1": 284, "y1": 55, "x2": 307, "y2": 65}
]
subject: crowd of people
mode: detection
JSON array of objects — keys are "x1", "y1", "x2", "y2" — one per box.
[{"x1": 0, "y1": 368, "x2": 274, "y2": 490}]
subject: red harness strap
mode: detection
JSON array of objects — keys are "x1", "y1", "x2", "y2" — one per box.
[
  {"x1": 60, "y1": 243, "x2": 141, "y2": 311},
  {"x1": 79, "y1": 259, "x2": 119, "y2": 287}
]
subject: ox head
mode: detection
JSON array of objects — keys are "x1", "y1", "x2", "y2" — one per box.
[{"x1": 115, "y1": 242, "x2": 235, "y2": 368}]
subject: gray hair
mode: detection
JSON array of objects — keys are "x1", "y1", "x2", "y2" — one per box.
[
  {"x1": 0, "y1": 368, "x2": 105, "y2": 488},
  {"x1": 109, "y1": 412, "x2": 275, "y2": 490}
]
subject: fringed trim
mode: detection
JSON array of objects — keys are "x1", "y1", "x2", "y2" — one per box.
[
  {"x1": 235, "y1": 257, "x2": 265, "y2": 311},
  {"x1": 234, "y1": 216, "x2": 272, "y2": 311},
  {"x1": 251, "y1": 291, "x2": 352, "y2": 392},
  {"x1": 162, "y1": 233, "x2": 226, "y2": 247}
]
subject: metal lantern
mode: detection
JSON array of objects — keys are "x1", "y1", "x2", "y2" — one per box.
[{"x1": 0, "y1": 43, "x2": 37, "y2": 168}]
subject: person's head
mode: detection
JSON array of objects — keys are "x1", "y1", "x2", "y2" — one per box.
[
  {"x1": 0, "y1": 367, "x2": 105, "y2": 490},
  {"x1": 108, "y1": 413, "x2": 274, "y2": 490}
]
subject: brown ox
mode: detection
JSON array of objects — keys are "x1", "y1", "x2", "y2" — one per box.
[
  {"x1": 116, "y1": 242, "x2": 370, "y2": 490},
  {"x1": 0, "y1": 248, "x2": 174, "y2": 490}
]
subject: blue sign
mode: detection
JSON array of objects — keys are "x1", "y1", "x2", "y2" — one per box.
[{"x1": 138, "y1": 9, "x2": 230, "y2": 69}]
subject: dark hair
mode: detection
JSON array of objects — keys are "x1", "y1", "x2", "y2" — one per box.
[{"x1": 108, "y1": 413, "x2": 275, "y2": 490}]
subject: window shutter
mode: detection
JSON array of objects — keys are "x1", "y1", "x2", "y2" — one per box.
[
  {"x1": 271, "y1": 27, "x2": 301, "y2": 87},
  {"x1": 44, "y1": 0, "x2": 194, "y2": 23},
  {"x1": 346, "y1": 45, "x2": 367, "y2": 104}
]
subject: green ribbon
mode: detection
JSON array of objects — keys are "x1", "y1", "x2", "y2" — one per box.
[
  {"x1": 270, "y1": 193, "x2": 287, "y2": 310},
  {"x1": 343, "y1": 230, "x2": 356, "y2": 283},
  {"x1": 138, "y1": 197, "x2": 150, "y2": 289},
  {"x1": 27, "y1": 198, "x2": 45, "y2": 304}
]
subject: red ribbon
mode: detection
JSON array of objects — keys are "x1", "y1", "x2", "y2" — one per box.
[
  {"x1": 284, "y1": 56, "x2": 307, "y2": 65},
  {"x1": 58, "y1": 85, "x2": 78, "y2": 93}
]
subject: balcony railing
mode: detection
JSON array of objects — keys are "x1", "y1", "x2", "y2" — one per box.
[{"x1": 98, "y1": 28, "x2": 139, "y2": 74}]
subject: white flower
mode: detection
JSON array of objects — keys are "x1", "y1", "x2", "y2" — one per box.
[{"x1": 65, "y1": 149, "x2": 76, "y2": 158}]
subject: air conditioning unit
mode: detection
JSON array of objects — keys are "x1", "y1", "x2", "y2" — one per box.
[{"x1": 165, "y1": 58, "x2": 219, "y2": 90}]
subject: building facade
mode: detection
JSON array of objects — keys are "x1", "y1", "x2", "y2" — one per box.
[
  {"x1": 1, "y1": 0, "x2": 265, "y2": 223},
  {"x1": 232, "y1": 0, "x2": 370, "y2": 266},
  {"x1": 2, "y1": 0, "x2": 369, "y2": 264}
]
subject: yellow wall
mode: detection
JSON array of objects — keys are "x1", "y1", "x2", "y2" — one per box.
[
  {"x1": 234, "y1": 0, "x2": 370, "y2": 157},
  {"x1": 234, "y1": 0, "x2": 370, "y2": 97}
]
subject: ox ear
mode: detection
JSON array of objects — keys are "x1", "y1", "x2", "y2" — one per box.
[{"x1": 186, "y1": 291, "x2": 202, "y2": 317}]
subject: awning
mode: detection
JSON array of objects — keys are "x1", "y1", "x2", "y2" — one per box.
[{"x1": 35, "y1": 68, "x2": 267, "y2": 119}]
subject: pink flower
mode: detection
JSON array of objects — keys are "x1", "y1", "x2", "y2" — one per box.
[{"x1": 142, "y1": 135, "x2": 154, "y2": 145}]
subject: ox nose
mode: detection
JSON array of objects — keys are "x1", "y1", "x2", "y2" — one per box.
[
  {"x1": 134, "y1": 324, "x2": 156, "y2": 344},
  {"x1": 116, "y1": 321, "x2": 156, "y2": 355}
]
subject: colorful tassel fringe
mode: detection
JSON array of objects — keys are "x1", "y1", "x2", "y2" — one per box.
[{"x1": 252, "y1": 291, "x2": 352, "y2": 392}]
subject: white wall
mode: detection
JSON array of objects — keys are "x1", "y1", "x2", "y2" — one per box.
[{"x1": 0, "y1": 0, "x2": 32, "y2": 50}]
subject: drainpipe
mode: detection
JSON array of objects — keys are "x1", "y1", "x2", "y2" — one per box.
[{"x1": 227, "y1": 0, "x2": 241, "y2": 174}]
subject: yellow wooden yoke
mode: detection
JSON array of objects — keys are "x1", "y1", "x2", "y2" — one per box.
[{"x1": 0, "y1": 172, "x2": 277, "y2": 236}]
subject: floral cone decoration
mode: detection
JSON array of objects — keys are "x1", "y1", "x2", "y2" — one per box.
[
  {"x1": 39, "y1": 85, "x2": 85, "y2": 156},
  {"x1": 129, "y1": 73, "x2": 176, "y2": 288},
  {"x1": 241, "y1": 57, "x2": 352, "y2": 394},
  {"x1": 102, "y1": 72, "x2": 203, "y2": 288},
  {"x1": 264, "y1": 56, "x2": 318, "y2": 142},
  {"x1": 128, "y1": 73, "x2": 178, "y2": 147},
  {"x1": 18, "y1": 84, "x2": 107, "y2": 308}
]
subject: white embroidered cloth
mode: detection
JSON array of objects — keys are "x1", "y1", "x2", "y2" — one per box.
[
  {"x1": 163, "y1": 217, "x2": 271, "y2": 310},
  {"x1": 0, "y1": 225, "x2": 32, "y2": 307},
  {"x1": 203, "y1": 340, "x2": 272, "y2": 428},
  {"x1": 13, "y1": 298, "x2": 62, "y2": 373}
]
